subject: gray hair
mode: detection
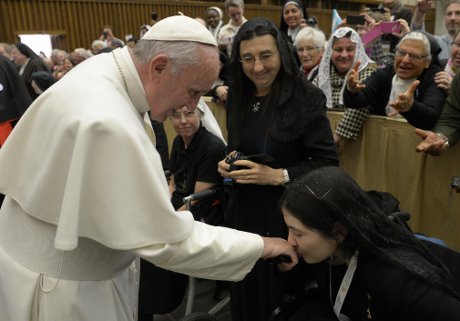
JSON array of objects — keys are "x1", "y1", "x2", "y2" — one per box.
[
  {"x1": 224, "y1": 0, "x2": 244, "y2": 10},
  {"x1": 91, "y1": 40, "x2": 107, "y2": 50},
  {"x1": 397, "y1": 31, "x2": 432, "y2": 61},
  {"x1": 133, "y1": 40, "x2": 202, "y2": 74},
  {"x1": 294, "y1": 27, "x2": 326, "y2": 49},
  {"x1": 0, "y1": 43, "x2": 14, "y2": 55}
]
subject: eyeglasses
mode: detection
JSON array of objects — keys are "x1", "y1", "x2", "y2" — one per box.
[
  {"x1": 296, "y1": 46, "x2": 320, "y2": 54},
  {"x1": 240, "y1": 50, "x2": 279, "y2": 67},
  {"x1": 170, "y1": 111, "x2": 196, "y2": 120},
  {"x1": 395, "y1": 49, "x2": 428, "y2": 61}
]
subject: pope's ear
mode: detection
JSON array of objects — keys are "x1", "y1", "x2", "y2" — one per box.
[{"x1": 149, "y1": 54, "x2": 169, "y2": 77}]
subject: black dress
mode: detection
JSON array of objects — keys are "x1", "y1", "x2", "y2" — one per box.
[{"x1": 226, "y1": 79, "x2": 339, "y2": 321}]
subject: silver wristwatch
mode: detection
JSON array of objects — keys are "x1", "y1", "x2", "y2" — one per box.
[{"x1": 436, "y1": 132, "x2": 450, "y2": 149}]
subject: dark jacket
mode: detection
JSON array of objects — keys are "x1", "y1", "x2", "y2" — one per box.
[
  {"x1": 343, "y1": 64, "x2": 446, "y2": 129},
  {"x1": 0, "y1": 55, "x2": 32, "y2": 123}
]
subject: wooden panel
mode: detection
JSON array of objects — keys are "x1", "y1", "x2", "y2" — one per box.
[{"x1": 0, "y1": 0, "x2": 435, "y2": 52}]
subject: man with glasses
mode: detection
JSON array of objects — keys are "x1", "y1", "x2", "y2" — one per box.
[
  {"x1": 411, "y1": 0, "x2": 460, "y2": 61},
  {"x1": 344, "y1": 31, "x2": 446, "y2": 130}
]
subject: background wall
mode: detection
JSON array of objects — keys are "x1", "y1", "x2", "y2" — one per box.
[{"x1": 0, "y1": 0, "x2": 435, "y2": 52}]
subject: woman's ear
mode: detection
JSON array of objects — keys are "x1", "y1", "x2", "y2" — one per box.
[{"x1": 332, "y1": 222, "x2": 348, "y2": 243}]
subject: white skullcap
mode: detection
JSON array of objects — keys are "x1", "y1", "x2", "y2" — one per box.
[{"x1": 142, "y1": 15, "x2": 217, "y2": 46}]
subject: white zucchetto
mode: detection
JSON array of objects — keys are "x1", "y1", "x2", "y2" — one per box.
[{"x1": 142, "y1": 15, "x2": 217, "y2": 46}]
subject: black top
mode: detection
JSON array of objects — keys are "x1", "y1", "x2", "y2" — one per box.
[
  {"x1": 0, "y1": 55, "x2": 32, "y2": 123},
  {"x1": 302, "y1": 245, "x2": 460, "y2": 321},
  {"x1": 170, "y1": 125, "x2": 226, "y2": 209},
  {"x1": 343, "y1": 64, "x2": 446, "y2": 129}
]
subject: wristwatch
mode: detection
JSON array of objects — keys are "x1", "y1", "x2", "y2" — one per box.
[
  {"x1": 282, "y1": 169, "x2": 290, "y2": 186},
  {"x1": 436, "y1": 132, "x2": 450, "y2": 149}
]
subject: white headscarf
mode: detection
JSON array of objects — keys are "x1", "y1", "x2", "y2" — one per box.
[
  {"x1": 318, "y1": 27, "x2": 372, "y2": 108},
  {"x1": 197, "y1": 97, "x2": 227, "y2": 145},
  {"x1": 206, "y1": 7, "x2": 224, "y2": 40}
]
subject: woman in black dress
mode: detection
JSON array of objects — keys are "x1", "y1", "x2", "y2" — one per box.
[{"x1": 218, "y1": 17, "x2": 339, "y2": 321}]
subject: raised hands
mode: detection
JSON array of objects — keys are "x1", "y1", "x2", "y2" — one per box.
[
  {"x1": 393, "y1": 19, "x2": 410, "y2": 38},
  {"x1": 346, "y1": 61, "x2": 366, "y2": 93},
  {"x1": 416, "y1": 0, "x2": 436, "y2": 14},
  {"x1": 415, "y1": 129, "x2": 448, "y2": 156},
  {"x1": 387, "y1": 80, "x2": 420, "y2": 116}
]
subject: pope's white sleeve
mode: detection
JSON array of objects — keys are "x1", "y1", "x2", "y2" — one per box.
[{"x1": 132, "y1": 220, "x2": 264, "y2": 281}]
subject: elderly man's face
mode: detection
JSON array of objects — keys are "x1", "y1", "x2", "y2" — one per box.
[
  {"x1": 394, "y1": 39, "x2": 430, "y2": 79},
  {"x1": 445, "y1": 3, "x2": 460, "y2": 36},
  {"x1": 146, "y1": 46, "x2": 219, "y2": 122}
]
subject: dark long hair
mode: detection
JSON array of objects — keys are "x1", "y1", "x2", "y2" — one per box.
[
  {"x1": 281, "y1": 166, "x2": 459, "y2": 298},
  {"x1": 227, "y1": 17, "x2": 301, "y2": 150}
]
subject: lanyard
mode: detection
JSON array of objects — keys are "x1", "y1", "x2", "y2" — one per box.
[{"x1": 331, "y1": 250, "x2": 359, "y2": 321}]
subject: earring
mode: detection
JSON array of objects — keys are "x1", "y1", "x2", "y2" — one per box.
[{"x1": 336, "y1": 235, "x2": 344, "y2": 244}]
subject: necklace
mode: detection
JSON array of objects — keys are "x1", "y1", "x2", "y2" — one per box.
[{"x1": 251, "y1": 96, "x2": 267, "y2": 113}]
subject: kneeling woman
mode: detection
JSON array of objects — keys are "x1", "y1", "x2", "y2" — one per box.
[{"x1": 281, "y1": 166, "x2": 460, "y2": 321}]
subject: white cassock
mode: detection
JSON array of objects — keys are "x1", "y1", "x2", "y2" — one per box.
[{"x1": 0, "y1": 46, "x2": 263, "y2": 321}]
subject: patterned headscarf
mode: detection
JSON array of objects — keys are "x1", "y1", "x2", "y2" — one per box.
[{"x1": 318, "y1": 27, "x2": 372, "y2": 108}]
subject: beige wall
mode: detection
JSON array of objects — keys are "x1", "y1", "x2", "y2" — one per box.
[{"x1": 164, "y1": 101, "x2": 460, "y2": 250}]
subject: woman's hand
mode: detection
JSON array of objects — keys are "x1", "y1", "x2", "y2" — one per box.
[
  {"x1": 392, "y1": 19, "x2": 410, "y2": 38},
  {"x1": 346, "y1": 61, "x2": 366, "y2": 93},
  {"x1": 227, "y1": 160, "x2": 284, "y2": 186},
  {"x1": 388, "y1": 80, "x2": 420, "y2": 115},
  {"x1": 434, "y1": 71, "x2": 453, "y2": 94},
  {"x1": 215, "y1": 85, "x2": 228, "y2": 103}
]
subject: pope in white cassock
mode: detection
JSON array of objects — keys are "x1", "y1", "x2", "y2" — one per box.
[{"x1": 0, "y1": 15, "x2": 297, "y2": 321}]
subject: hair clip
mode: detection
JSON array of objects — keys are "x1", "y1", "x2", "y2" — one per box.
[{"x1": 304, "y1": 184, "x2": 332, "y2": 200}]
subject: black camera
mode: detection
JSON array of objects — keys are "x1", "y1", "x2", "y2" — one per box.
[
  {"x1": 225, "y1": 152, "x2": 249, "y2": 171},
  {"x1": 151, "y1": 11, "x2": 158, "y2": 21},
  {"x1": 225, "y1": 152, "x2": 275, "y2": 171}
]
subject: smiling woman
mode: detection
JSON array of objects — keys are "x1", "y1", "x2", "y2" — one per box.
[
  {"x1": 217, "y1": 17, "x2": 339, "y2": 321},
  {"x1": 279, "y1": 0, "x2": 309, "y2": 43}
]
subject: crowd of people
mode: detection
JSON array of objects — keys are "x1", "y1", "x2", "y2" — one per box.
[{"x1": 0, "y1": 1, "x2": 460, "y2": 321}]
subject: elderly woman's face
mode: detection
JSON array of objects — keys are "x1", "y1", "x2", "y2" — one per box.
[
  {"x1": 240, "y1": 34, "x2": 281, "y2": 96},
  {"x1": 206, "y1": 10, "x2": 221, "y2": 29},
  {"x1": 296, "y1": 39, "x2": 323, "y2": 71},
  {"x1": 170, "y1": 106, "x2": 201, "y2": 142},
  {"x1": 331, "y1": 37, "x2": 356, "y2": 75},
  {"x1": 283, "y1": 3, "x2": 303, "y2": 29},
  {"x1": 394, "y1": 39, "x2": 430, "y2": 79},
  {"x1": 451, "y1": 32, "x2": 460, "y2": 69}
]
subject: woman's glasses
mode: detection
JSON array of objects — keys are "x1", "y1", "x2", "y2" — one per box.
[
  {"x1": 395, "y1": 49, "x2": 428, "y2": 61},
  {"x1": 240, "y1": 50, "x2": 279, "y2": 67}
]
